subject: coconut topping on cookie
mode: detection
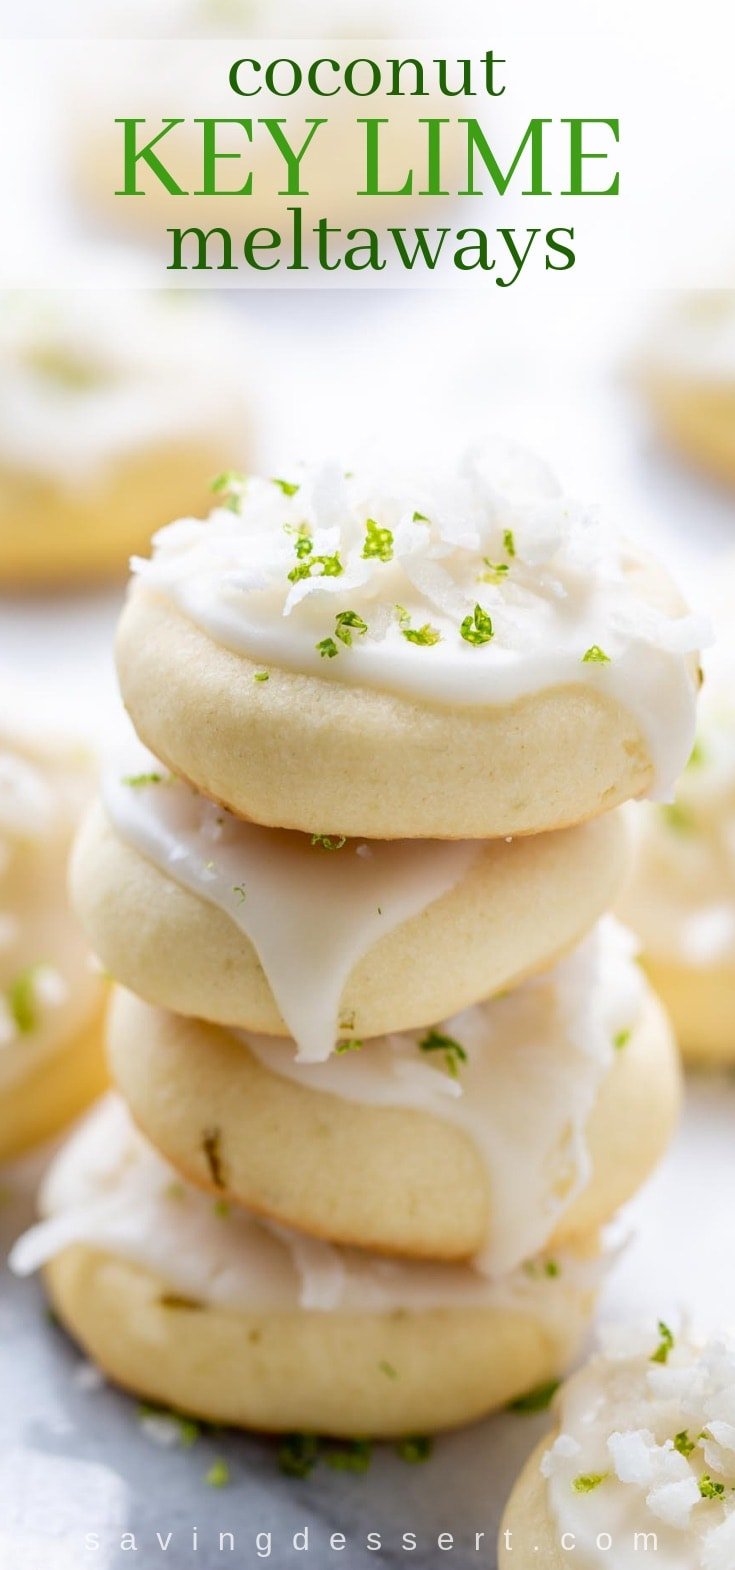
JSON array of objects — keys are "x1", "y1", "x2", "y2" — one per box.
[
  {"x1": 132, "y1": 441, "x2": 704, "y2": 797},
  {"x1": 541, "y1": 1323, "x2": 735, "y2": 1570}
]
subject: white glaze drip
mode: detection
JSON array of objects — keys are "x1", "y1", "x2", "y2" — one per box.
[
  {"x1": 542, "y1": 1324, "x2": 735, "y2": 1570},
  {"x1": 102, "y1": 761, "x2": 479, "y2": 1062},
  {"x1": 242, "y1": 919, "x2": 645, "y2": 1277},
  {"x1": 132, "y1": 442, "x2": 705, "y2": 798},
  {"x1": 10, "y1": 1097, "x2": 601, "y2": 1325}
]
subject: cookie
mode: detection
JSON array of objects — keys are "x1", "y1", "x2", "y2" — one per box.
[
  {"x1": 0, "y1": 713, "x2": 106, "y2": 1159},
  {"x1": 71, "y1": 774, "x2": 629, "y2": 1055},
  {"x1": 499, "y1": 1321, "x2": 735, "y2": 1567},
  {"x1": 11, "y1": 1098, "x2": 601, "y2": 1438},
  {"x1": 107, "y1": 923, "x2": 680, "y2": 1263},
  {"x1": 116, "y1": 447, "x2": 702, "y2": 838},
  {"x1": 0, "y1": 291, "x2": 252, "y2": 585},
  {"x1": 642, "y1": 291, "x2": 735, "y2": 488}
]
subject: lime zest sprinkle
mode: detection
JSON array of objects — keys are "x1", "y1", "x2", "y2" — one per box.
[
  {"x1": 205, "y1": 1459, "x2": 230, "y2": 1488},
  {"x1": 362, "y1": 518, "x2": 394, "y2": 562},
  {"x1": 232, "y1": 884, "x2": 247, "y2": 904},
  {"x1": 687, "y1": 739, "x2": 706, "y2": 770},
  {"x1": 572, "y1": 1472, "x2": 609, "y2": 1494},
  {"x1": 396, "y1": 1435, "x2": 433, "y2": 1464},
  {"x1": 582, "y1": 645, "x2": 611, "y2": 664},
  {"x1": 278, "y1": 1433, "x2": 320, "y2": 1478},
  {"x1": 661, "y1": 801, "x2": 694, "y2": 833},
  {"x1": 651, "y1": 1320, "x2": 675, "y2": 1365},
  {"x1": 674, "y1": 1430, "x2": 696, "y2": 1457},
  {"x1": 272, "y1": 477, "x2": 300, "y2": 497},
  {"x1": 7, "y1": 967, "x2": 42, "y2": 1034},
  {"x1": 335, "y1": 1038, "x2": 363, "y2": 1054},
  {"x1": 316, "y1": 637, "x2": 339, "y2": 659},
  {"x1": 402, "y1": 621, "x2": 441, "y2": 647},
  {"x1": 418, "y1": 1028, "x2": 467, "y2": 1078},
  {"x1": 613, "y1": 1027, "x2": 631, "y2": 1051},
  {"x1": 503, "y1": 528, "x2": 516, "y2": 558},
  {"x1": 334, "y1": 609, "x2": 368, "y2": 646},
  {"x1": 324, "y1": 1440, "x2": 372, "y2": 1474},
  {"x1": 479, "y1": 559, "x2": 510, "y2": 583},
  {"x1": 310, "y1": 834, "x2": 347, "y2": 851},
  {"x1": 460, "y1": 603, "x2": 494, "y2": 646},
  {"x1": 253, "y1": 671, "x2": 270, "y2": 683},
  {"x1": 121, "y1": 772, "x2": 165, "y2": 788},
  {"x1": 288, "y1": 545, "x2": 343, "y2": 585},
  {"x1": 699, "y1": 1473, "x2": 725, "y2": 1500}
]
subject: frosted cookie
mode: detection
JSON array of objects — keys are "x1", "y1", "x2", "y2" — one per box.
[
  {"x1": 107, "y1": 922, "x2": 680, "y2": 1264},
  {"x1": 499, "y1": 1321, "x2": 735, "y2": 1568},
  {"x1": 642, "y1": 292, "x2": 735, "y2": 489},
  {"x1": 0, "y1": 714, "x2": 106, "y2": 1160},
  {"x1": 0, "y1": 291, "x2": 252, "y2": 585},
  {"x1": 117, "y1": 445, "x2": 703, "y2": 840},
  {"x1": 71, "y1": 764, "x2": 629, "y2": 1054},
  {"x1": 619, "y1": 568, "x2": 735, "y2": 1063},
  {"x1": 11, "y1": 1098, "x2": 601, "y2": 1438}
]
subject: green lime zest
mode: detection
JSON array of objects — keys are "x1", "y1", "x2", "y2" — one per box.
[
  {"x1": 572, "y1": 1472, "x2": 609, "y2": 1494},
  {"x1": 460, "y1": 603, "x2": 494, "y2": 646},
  {"x1": 418, "y1": 1028, "x2": 467, "y2": 1078},
  {"x1": 362, "y1": 518, "x2": 394, "y2": 562}
]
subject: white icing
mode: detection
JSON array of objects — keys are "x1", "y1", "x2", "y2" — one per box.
[
  {"x1": 542, "y1": 1324, "x2": 735, "y2": 1570},
  {"x1": 132, "y1": 442, "x2": 704, "y2": 797},
  {"x1": 102, "y1": 760, "x2": 479, "y2": 1062},
  {"x1": 0, "y1": 293, "x2": 249, "y2": 487},
  {"x1": 10, "y1": 1096, "x2": 600, "y2": 1329},
  {"x1": 242, "y1": 918, "x2": 645, "y2": 1277}
]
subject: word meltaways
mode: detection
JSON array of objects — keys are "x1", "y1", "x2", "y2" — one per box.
[{"x1": 114, "y1": 49, "x2": 620, "y2": 283}]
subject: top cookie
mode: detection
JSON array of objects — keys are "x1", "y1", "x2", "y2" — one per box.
[
  {"x1": 117, "y1": 442, "x2": 704, "y2": 839},
  {"x1": 500, "y1": 1320, "x2": 735, "y2": 1569}
]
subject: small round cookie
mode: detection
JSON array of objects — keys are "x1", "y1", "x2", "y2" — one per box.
[
  {"x1": 116, "y1": 446, "x2": 703, "y2": 839},
  {"x1": 499, "y1": 1321, "x2": 735, "y2": 1567},
  {"x1": 619, "y1": 566, "x2": 735, "y2": 1063},
  {"x1": 11, "y1": 1099, "x2": 601, "y2": 1438},
  {"x1": 0, "y1": 712, "x2": 107, "y2": 1161},
  {"x1": 0, "y1": 291, "x2": 252, "y2": 586},
  {"x1": 107, "y1": 923, "x2": 680, "y2": 1265},
  {"x1": 642, "y1": 291, "x2": 735, "y2": 488},
  {"x1": 71, "y1": 767, "x2": 630, "y2": 1053}
]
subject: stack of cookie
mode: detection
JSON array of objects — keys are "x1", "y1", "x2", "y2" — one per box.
[{"x1": 12, "y1": 442, "x2": 702, "y2": 1440}]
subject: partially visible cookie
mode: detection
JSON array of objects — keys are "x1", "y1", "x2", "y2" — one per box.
[
  {"x1": 116, "y1": 448, "x2": 702, "y2": 839},
  {"x1": 0, "y1": 712, "x2": 106, "y2": 1159},
  {"x1": 499, "y1": 1320, "x2": 735, "y2": 1567}
]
